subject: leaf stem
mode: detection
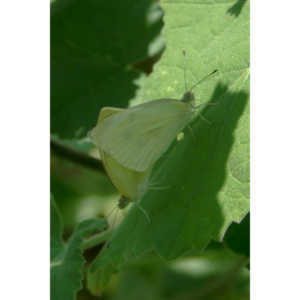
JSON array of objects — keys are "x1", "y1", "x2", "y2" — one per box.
[{"x1": 82, "y1": 229, "x2": 113, "y2": 250}]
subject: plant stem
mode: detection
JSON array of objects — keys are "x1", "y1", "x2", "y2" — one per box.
[{"x1": 51, "y1": 138, "x2": 104, "y2": 173}]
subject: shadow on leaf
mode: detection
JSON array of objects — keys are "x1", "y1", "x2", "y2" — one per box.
[
  {"x1": 87, "y1": 82, "x2": 249, "y2": 291},
  {"x1": 51, "y1": 0, "x2": 164, "y2": 138}
]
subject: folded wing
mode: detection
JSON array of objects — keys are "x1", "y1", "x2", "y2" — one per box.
[{"x1": 96, "y1": 99, "x2": 193, "y2": 172}]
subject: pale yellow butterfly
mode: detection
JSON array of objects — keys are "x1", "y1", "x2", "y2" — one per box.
[{"x1": 91, "y1": 69, "x2": 217, "y2": 173}]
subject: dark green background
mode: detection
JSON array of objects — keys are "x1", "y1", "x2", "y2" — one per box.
[{"x1": 51, "y1": 0, "x2": 250, "y2": 299}]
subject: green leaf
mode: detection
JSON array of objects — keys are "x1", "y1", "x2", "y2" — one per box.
[
  {"x1": 51, "y1": 0, "x2": 164, "y2": 138},
  {"x1": 51, "y1": 196, "x2": 108, "y2": 300},
  {"x1": 88, "y1": 0, "x2": 249, "y2": 289}
]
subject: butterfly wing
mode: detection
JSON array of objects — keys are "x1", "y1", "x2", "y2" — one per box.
[
  {"x1": 102, "y1": 150, "x2": 151, "y2": 199},
  {"x1": 93, "y1": 99, "x2": 193, "y2": 172},
  {"x1": 91, "y1": 107, "x2": 151, "y2": 200}
]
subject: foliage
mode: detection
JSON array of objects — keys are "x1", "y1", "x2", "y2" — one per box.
[
  {"x1": 51, "y1": 0, "x2": 249, "y2": 299},
  {"x1": 51, "y1": 196, "x2": 108, "y2": 300},
  {"x1": 51, "y1": 0, "x2": 164, "y2": 138}
]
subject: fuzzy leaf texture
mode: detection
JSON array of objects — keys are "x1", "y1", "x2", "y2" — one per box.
[
  {"x1": 51, "y1": 196, "x2": 107, "y2": 300},
  {"x1": 87, "y1": 0, "x2": 249, "y2": 292}
]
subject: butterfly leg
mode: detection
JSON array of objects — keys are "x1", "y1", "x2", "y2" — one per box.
[
  {"x1": 135, "y1": 202, "x2": 151, "y2": 224},
  {"x1": 198, "y1": 113, "x2": 212, "y2": 125},
  {"x1": 193, "y1": 100, "x2": 219, "y2": 125},
  {"x1": 193, "y1": 100, "x2": 219, "y2": 109}
]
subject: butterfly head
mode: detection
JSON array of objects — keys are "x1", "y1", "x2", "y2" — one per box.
[
  {"x1": 181, "y1": 69, "x2": 217, "y2": 108},
  {"x1": 182, "y1": 91, "x2": 195, "y2": 106}
]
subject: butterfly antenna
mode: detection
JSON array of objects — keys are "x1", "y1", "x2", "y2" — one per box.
[
  {"x1": 189, "y1": 69, "x2": 218, "y2": 92},
  {"x1": 182, "y1": 49, "x2": 188, "y2": 92}
]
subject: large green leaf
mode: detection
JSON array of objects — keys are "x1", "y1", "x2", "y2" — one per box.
[
  {"x1": 51, "y1": 196, "x2": 108, "y2": 300},
  {"x1": 51, "y1": 0, "x2": 164, "y2": 138},
  {"x1": 88, "y1": 0, "x2": 249, "y2": 290}
]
